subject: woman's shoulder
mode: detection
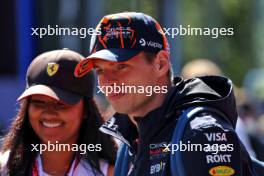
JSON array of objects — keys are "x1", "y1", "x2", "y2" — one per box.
[
  {"x1": 0, "y1": 150, "x2": 10, "y2": 166},
  {"x1": 0, "y1": 150, "x2": 10, "y2": 174},
  {"x1": 99, "y1": 159, "x2": 109, "y2": 175},
  {"x1": 79, "y1": 158, "x2": 112, "y2": 176},
  {"x1": 99, "y1": 159, "x2": 114, "y2": 176}
]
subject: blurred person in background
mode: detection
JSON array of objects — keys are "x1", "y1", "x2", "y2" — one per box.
[
  {"x1": 257, "y1": 114, "x2": 264, "y2": 143},
  {"x1": 0, "y1": 49, "x2": 116, "y2": 176},
  {"x1": 181, "y1": 58, "x2": 222, "y2": 79},
  {"x1": 236, "y1": 89, "x2": 264, "y2": 161}
]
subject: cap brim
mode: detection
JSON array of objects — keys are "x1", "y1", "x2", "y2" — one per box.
[
  {"x1": 74, "y1": 49, "x2": 141, "y2": 77},
  {"x1": 87, "y1": 49, "x2": 141, "y2": 62},
  {"x1": 17, "y1": 85, "x2": 82, "y2": 105}
]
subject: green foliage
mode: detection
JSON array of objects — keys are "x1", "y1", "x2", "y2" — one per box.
[
  {"x1": 104, "y1": 0, "x2": 258, "y2": 86},
  {"x1": 105, "y1": 0, "x2": 158, "y2": 16},
  {"x1": 181, "y1": 0, "x2": 255, "y2": 86}
]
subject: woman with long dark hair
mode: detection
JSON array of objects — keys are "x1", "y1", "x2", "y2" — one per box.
[{"x1": 0, "y1": 49, "x2": 116, "y2": 175}]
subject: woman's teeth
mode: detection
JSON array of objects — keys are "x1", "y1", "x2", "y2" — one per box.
[{"x1": 42, "y1": 121, "x2": 62, "y2": 128}]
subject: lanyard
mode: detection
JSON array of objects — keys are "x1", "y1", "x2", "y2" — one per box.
[{"x1": 32, "y1": 154, "x2": 80, "y2": 176}]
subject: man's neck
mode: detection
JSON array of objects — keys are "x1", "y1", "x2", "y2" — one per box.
[{"x1": 129, "y1": 90, "x2": 169, "y2": 126}]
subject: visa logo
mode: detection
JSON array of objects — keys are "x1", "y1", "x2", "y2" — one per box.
[{"x1": 205, "y1": 133, "x2": 227, "y2": 142}]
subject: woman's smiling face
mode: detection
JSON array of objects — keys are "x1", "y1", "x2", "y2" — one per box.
[{"x1": 28, "y1": 95, "x2": 84, "y2": 144}]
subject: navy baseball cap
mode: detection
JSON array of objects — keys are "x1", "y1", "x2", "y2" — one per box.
[
  {"x1": 18, "y1": 49, "x2": 95, "y2": 105},
  {"x1": 74, "y1": 12, "x2": 169, "y2": 77}
]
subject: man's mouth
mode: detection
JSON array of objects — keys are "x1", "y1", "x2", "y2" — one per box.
[{"x1": 107, "y1": 93, "x2": 125, "y2": 100}]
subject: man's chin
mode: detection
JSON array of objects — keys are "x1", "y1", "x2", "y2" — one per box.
[
  {"x1": 112, "y1": 108, "x2": 128, "y2": 114},
  {"x1": 111, "y1": 104, "x2": 131, "y2": 114}
]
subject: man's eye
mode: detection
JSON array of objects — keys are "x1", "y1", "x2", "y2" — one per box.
[
  {"x1": 95, "y1": 69, "x2": 103, "y2": 75},
  {"x1": 117, "y1": 64, "x2": 128, "y2": 70}
]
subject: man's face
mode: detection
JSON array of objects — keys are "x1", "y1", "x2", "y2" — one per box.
[{"x1": 93, "y1": 52, "x2": 159, "y2": 116}]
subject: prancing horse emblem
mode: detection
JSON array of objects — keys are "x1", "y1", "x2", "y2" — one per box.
[{"x1": 47, "y1": 63, "x2": 59, "y2": 76}]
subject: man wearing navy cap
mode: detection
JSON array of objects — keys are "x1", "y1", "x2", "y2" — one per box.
[{"x1": 75, "y1": 12, "x2": 257, "y2": 175}]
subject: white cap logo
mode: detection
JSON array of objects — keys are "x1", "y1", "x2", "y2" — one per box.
[{"x1": 139, "y1": 38, "x2": 146, "y2": 47}]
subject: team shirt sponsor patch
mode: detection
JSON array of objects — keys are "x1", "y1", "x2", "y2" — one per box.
[{"x1": 209, "y1": 165, "x2": 235, "y2": 176}]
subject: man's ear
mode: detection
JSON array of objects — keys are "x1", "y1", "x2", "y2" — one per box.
[{"x1": 154, "y1": 50, "x2": 170, "y2": 77}]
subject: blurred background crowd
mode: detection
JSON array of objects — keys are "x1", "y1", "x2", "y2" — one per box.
[{"x1": 1, "y1": 0, "x2": 264, "y2": 161}]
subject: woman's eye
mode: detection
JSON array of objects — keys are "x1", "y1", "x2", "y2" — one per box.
[
  {"x1": 55, "y1": 102, "x2": 68, "y2": 109},
  {"x1": 31, "y1": 100, "x2": 46, "y2": 106},
  {"x1": 31, "y1": 99, "x2": 69, "y2": 110},
  {"x1": 117, "y1": 64, "x2": 128, "y2": 70}
]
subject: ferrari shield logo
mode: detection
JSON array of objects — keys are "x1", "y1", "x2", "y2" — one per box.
[{"x1": 47, "y1": 63, "x2": 59, "y2": 76}]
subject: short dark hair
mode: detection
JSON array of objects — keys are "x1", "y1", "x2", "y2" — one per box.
[{"x1": 143, "y1": 52, "x2": 173, "y2": 82}]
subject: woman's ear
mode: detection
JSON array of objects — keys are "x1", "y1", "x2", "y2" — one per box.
[
  {"x1": 154, "y1": 50, "x2": 170, "y2": 77},
  {"x1": 82, "y1": 99, "x2": 88, "y2": 119},
  {"x1": 82, "y1": 106, "x2": 88, "y2": 119}
]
